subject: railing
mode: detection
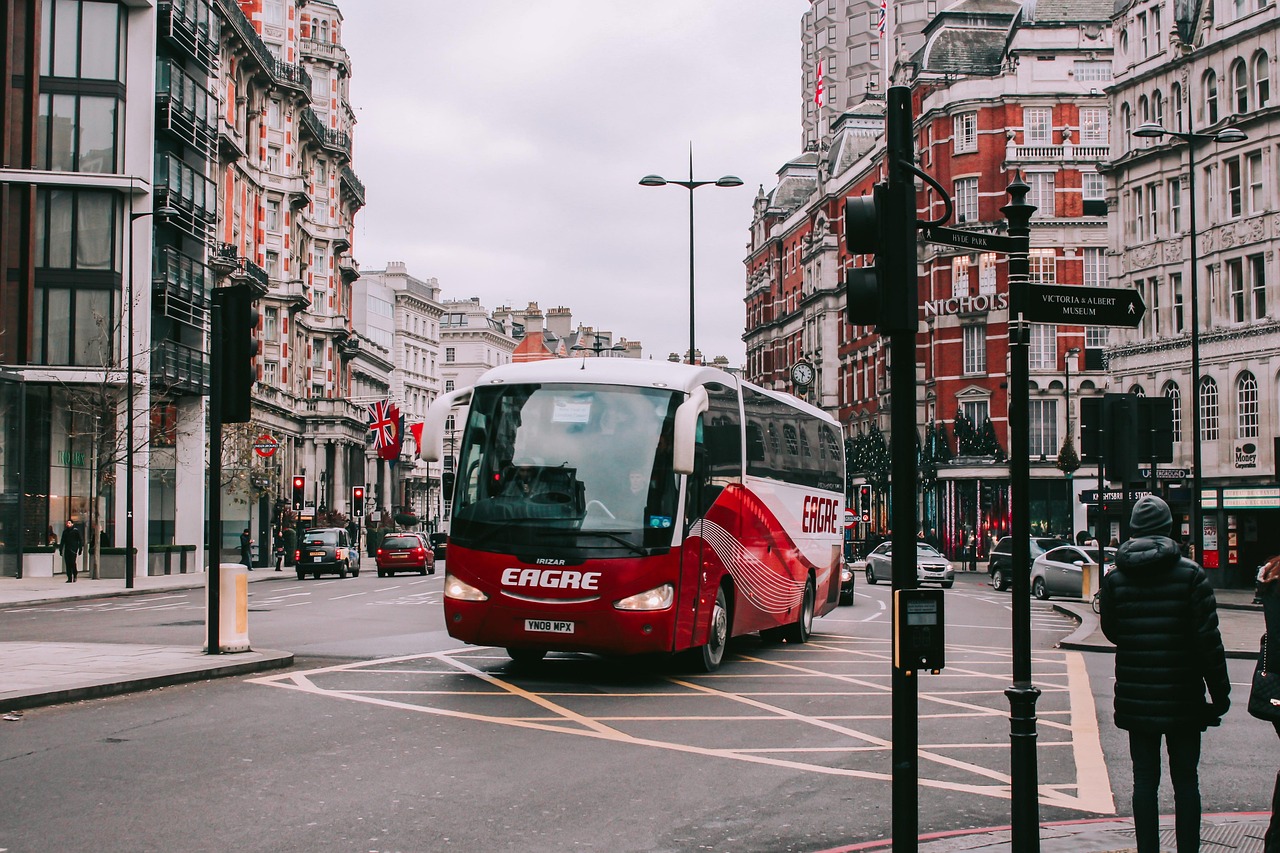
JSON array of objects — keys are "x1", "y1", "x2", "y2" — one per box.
[
  {"x1": 1009, "y1": 143, "x2": 1111, "y2": 162},
  {"x1": 158, "y1": 0, "x2": 219, "y2": 72},
  {"x1": 154, "y1": 246, "x2": 212, "y2": 328},
  {"x1": 272, "y1": 59, "x2": 312, "y2": 96},
  {"x1": 152, "y1": 339, "x2": 209, "y2": 397},
  {"x1": 299, "y1": 36, "x2": 351, "y2": 71},
  {"x1": 214, "y1": 0, "x2": 311, "y2": 98},
  {"x1": 156, "y1": 59, "x2": 216, "y2": 149},
  {"x1": 209, "y1": 243, "x2": 269, "y2": 293},
  {"x1": 340, "y1": 164, "x2": 365, "y2": 206},
  {"x1": 154, "y1": 152, "x2": 216, "y2": 223}
]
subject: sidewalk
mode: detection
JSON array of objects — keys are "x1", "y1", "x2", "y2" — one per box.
[{"x1": 0, "y1": 569, "x2": 294, "y2": 713}]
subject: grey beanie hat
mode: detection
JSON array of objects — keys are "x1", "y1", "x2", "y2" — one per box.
[{"x1": 1130, "y1": 494, "x2": 1173, "y2": 537}]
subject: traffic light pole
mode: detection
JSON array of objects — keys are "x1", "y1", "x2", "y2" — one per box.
[
  {"x1": 207, "y1": 299, "x2": 223, "y2": 655},
  {"x1": 1002, "y1": 174, "x2": 1040, "y2": 850},
  {"x1": 884, "y1": 86, "x2": 921, "y2": 853}
]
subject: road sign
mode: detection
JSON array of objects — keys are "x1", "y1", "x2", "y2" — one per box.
[
  {"x1": 922, "y1": 226, "x2": 1022, "y2": 254},
  {"x1": 1024, "y1": 284, "x2": 1146, "y2": 327},
  {"x1": 253, "y1": 434, "x2": 279, "y2": 458},
  {"x1": 844, "y1": 508, "x2": 856, "y2": 530}
]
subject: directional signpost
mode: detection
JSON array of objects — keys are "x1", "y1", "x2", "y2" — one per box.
[
  {"x1": 1024, "y1": 283, "x2": 1146, "y2": 327},
  {"x1": 923, "y1": 225, "x2": 1022, "y2": 254}
]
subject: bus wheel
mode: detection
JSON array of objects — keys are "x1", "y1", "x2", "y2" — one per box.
[
  {"x1": 783, "y1": 578, "x2": 815, "y2": 644},
  {"x1": 696, "y1": 587, "x2": 730, "y2": 672},
  {"x1": 507, "y1": 648, "x2": 546, "y2": 665}
]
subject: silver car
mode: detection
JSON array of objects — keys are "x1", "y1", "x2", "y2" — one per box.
[
  {"x1": 1030, "y1": 545, "x2": 1115, "y2": 600},
  {"x1": 864, "y1": 541, "x2": 955, "y2": 588}
]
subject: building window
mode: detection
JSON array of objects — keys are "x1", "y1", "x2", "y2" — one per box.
[
  {"x1": 1083, "y1": 171, "x2": 1105, "y2": 201},
  {"x1": 963, "y1": 324, "x2": 986, "y2": 375},
  {"x1": 1150, "y1": 276, "x2": 1162, "y2": 335},
  {"x1": 1145, "y1": 181, "x2": 1159, "y2": 237},
  {"x1": 267, "y1": 98, "x2": 281, "y2": 128},
  {"x1": 1172, "y1": 272, "x2": 1185, "y2": 332},
  {"x1": 263, "y1": 360, "x2": 279, "y2": 386},
  {"x1": 978, "y1": 253, "x2": 997, "y2": 293},
  {"x1": 1080, "y1": 107, "x2": 1109, "y2": 144},
  {"x1": 263, "y1": 0, "x2": 285, "y2": 25},
  {"x1": 953, "y1": 112, "x2": 977, "y2": 153},
  {"x1": 1205, "y1": 70, "x2": 1219, "y2": 124},
  {"x1": 1164, "y1": 381, "x2": 1182, "y2": 442},
  {"x1": 954, "y1": 177, "x2": 978, "y2": 223},
  {"x1": 1237, "y1": 371, "x2": 1259, "y2": 438},
  {"x1": 952, "y1": 256, "x2": 971, "y2": 297},
  {"x1": 264, "y1": 307, "x2": 278, "y2": 342},
  {"x1": 266, "y1": 250, "x2": 280, "y2": 278},
  {"x1": 41, "y1": 0, "x2": 125, "y2": 81},
  {"x1": 1029, "y1": 399, "x2": 1059, "y2": 458},
  {"x1": 1247, "y1": 151, "x2": 1265, "y2": 213},
  {"x1": 1028, "y1": 249, "x2": 1056, "y2": 284},
  {"x1": 1233, "y1": 59, "x2": 1249, "y2": 114},
  {"x1": 1226, "y1": 157, "x2": 1243, "y2": 219},
  {"x1": 1073, "y1": 61, "x2": 1112, "y2": 82},
  {"x1": 445, "y1": 346, "x2": 455, "y2": 363},
  {"x1": 1168, "y1": 178, "x2": 1183, "y2": 232},
  {"x1": 1085, "y1": 326, "x2": 1110, "y2": 349},
  {"x1": 962, "y1": 400, "x2": 990, "y2": 433},
  {"x1": 265, "y1": 198, "x2": 281, "y2": 231},
  {"x1": 1199, "y1": 377, "x2": 1219, "y2": 441},
  {"x1": 266, "y1": 145, "x2": 280, "y2": 173},
  {"x1": 1029, "y1": 324, "x2": 1056, "y2": 370},
  {"x1": 1228, "y1": 258, "x2": 1246, "y2": 322},
  {"x1": 1137, "y1": 12, "x2": 1149, "y2": 57},
  {"x1": 36, "y1": 93, "x2": 120, "y2": 173},
  {"x1": 1028, "y1": 172, "x2": 1056, "y2": 217},
  {"x1": 1023, "y1": 107, "x2": 1053, "y2": 145},
  {"x1": 1250, "y1": 253, "x2": 1267, "y2": 319},
  {"x1": 1255, "y1": 51, "x2": 1271, "y2": 108},
  {"x1": 444, "y1": 379, "x2": 455, "y2": 392},
  {"x1": 1172, "y1": 82, "x2": 1185, "y2": 131},
  {"x1": 1084, "y1": 248, "x2": 1107, "y2": 287}
]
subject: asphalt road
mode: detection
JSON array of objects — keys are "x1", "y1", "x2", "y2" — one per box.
[{"x1": 1, "y1": 571, "x2": 1276, "y2": 852}]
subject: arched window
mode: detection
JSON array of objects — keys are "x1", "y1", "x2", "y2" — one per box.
[
  {"x1": 1153, "y1": 89, "x2": 1164, "y2": 127},
  {"x1": 1232, "y1": 59, "x2": 1249, "y2": 114},
  {"x1": 1130, "y1": 384, "x2": 1146, "y2": 397},
  {"x1": 1200, "y1": 377, "x2": 1220, "y2": 441},
  {"x1": 1172, "y1": 82, "x2": 1185, "y2": 131},
  {"x1": 1237, "y1": 371, "x2": 1259, "y2": 437},
  {"x1": 1205, "y1": 69, "x2": 1219, "y2": 124},
  {"x1": 1255, "y1": 50, "x2": 1271, "y2": 108},
  {"x1": 1163, "y1": 381, "x2": 1182, "y2": 442},
  {"x1": 1120, "y1": 102, "x2": 1133, "y2": 145}
]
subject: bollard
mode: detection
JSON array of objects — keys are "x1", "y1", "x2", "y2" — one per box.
[
  {"x1": 205, "y1": 563, "x2": 250, "y2": 652},
  {"x1": 1082, "y1": 561, "x2": 1100, "y2": 600}
]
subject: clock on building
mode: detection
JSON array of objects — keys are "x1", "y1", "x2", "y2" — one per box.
[{"x1": 791, "y1": 360, "x2": 815, "y2": 387}]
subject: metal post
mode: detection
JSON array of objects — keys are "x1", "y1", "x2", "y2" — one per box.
[
  {"x1": 207, "y1": 298, "x2": 223, "y2": 655},
  {"x1": 884, "y1": 86, "x2": 921, "y2": 853},
  {"x1": 1002, "y1": 174, "x2": 1040, "y2": 850},
  {"x1": 1185, "y1": 134, "x2": 1203, "y2": 562},
  {"x1": 687, "y1": 149, "x2": 697, "y2": 365}
]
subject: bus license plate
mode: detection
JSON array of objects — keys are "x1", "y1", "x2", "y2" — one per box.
[{"x1": 525, "y1": 619, "x2": 574, "y2": 634}]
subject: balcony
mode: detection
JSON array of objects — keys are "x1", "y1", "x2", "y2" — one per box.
[
  {"x1": 301, "y1": 395, "x2": 366, "y2": 425},
  {"x1": 340, "y1": 165, "x2": 366, "y2": 208},
  {"x1": 298, "y1": 106, "x2": 352, "y2": 159},
  {"x1": 154, "y1": 153, "x2": 215, "y2": 238},
  {"x1": 210, "y1": 242, "x2": 270, "y2": 296},
  {"x1": 153, "y1": 246, "x2": 212, "y2": 329},
  {"x1": 215, "y1": 0, "x2": 312, "y2": 100},
  {"x1": 280, "y1": 278, "x2": 312, "y2": 310},
  {"x1": 337, "y1": 254, "x2": 360, "y2": 283},
  {"x1": 272, "y1": 59, "x2": 312, "y2": 97},
  {"x1": 152, "y1": 339, "x2": 209, "y2": 397},
  {"x1": 156, "y1": 60, "x2": 216, "y2": 151},
  {"x1": 217, "y1": 116, "x2": 246, "y2": 162},
  {"x1": 158, "y1": 0, "x2": 219, "y2": 73},
  {"x1": 299, "y1": 36, "x2": 351, "y2": 74},
  {"x1": 1007, "y1": 142, "x2": 1110, "y2": 164}
]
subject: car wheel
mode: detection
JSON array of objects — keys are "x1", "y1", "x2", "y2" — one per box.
[
  {"x1": 377, "y1": 569, "x2": 386, "y2": 578},
  {"x1": 992, "y1": 568, "x2": 1008, "y2": 591},
  {"x1": 420, "y1": 568, "x2": 428, "y2": 576},
  {"x1": 507, "y1": 647, "x2": 546, "y2": 665},
  {"x1": 866, "y1": 566, "x2": 877, "y2": 585},
  {"x1": 296, "y1": 570, "x2": 305, "y2": 580},
  {"x1": 839, "y1": 589, "x2": 854, "y2": 606},
  {"x1": 428, "y1": 567, "x2": 436, "y2": 575},
  {"x1": 1033, "y1": 577, "x2": 1049, "y2": 600},
  {"x1": 338, "y1": 562, "x2": 348, "y2": 579},
  {"x1": 695, "y1": 586, "x2": 730, "y2": 672},
  {"x1": 783, "y1": 578, "x2": 816, "y2": 644}
]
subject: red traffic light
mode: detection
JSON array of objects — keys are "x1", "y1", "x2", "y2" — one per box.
[
  {"x1": 352, "y1": 486, "x2": 364, "y2": 500},
  {"x1": 293, "y1": 477, "x2": 305, "y2": 489}
]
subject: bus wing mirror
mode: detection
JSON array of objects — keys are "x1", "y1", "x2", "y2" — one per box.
[
  {"x1": 419, "y1": 388, "x2": 472, "y2": 462},
  {"x1": 672, "y1": 386, "x2": 709, "y2": 475}
]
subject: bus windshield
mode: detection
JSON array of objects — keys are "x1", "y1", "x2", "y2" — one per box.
[{"x1": 451, "y1": 383, "x2": 682, "y2": 556}]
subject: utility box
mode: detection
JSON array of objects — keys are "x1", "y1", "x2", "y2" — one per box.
[{"x1": 205, "y1": 563, "x2": 250, "y2": 653}]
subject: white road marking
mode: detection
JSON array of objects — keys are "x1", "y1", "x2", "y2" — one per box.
[{"x1": 328, "y1": 591, "x2": 366, "y2": 600}]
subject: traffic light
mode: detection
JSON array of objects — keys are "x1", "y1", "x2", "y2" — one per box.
[
  {"x1": 213, "y1": 282, "x2": 260, "y2": 423},
  {"x1": 843, "y1": 90, "x2": 918, "y2": 334},
  {"x1": 858, "y1": 484, "x2": 872, "y2": 522},
  {"x1": 292, "y1": 476, "x2": 306, "y2": 511},
  {"x1": 351, "y1": 485, "x2": 365, "y2": 517},
  {"x1": 441, "y1": 472, "x2": 456, "y2": 502}
]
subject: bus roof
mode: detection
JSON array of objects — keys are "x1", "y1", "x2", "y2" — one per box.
[{"x1": 468, "y1": 359, "x2": 837, "y2": 425}]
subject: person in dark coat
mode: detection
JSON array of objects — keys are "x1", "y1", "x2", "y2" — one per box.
[
  {"x1": 59, "y1": 520, "x2": 83, "y2": 583},
  {"x1": 240, "y1": 528, "x2": 253, "y2": 570},
  {"x1": 1100, "y1": 494, "x2": 1230, "y2": 853},
  {"x1": 1254, "y1": 554, "x2": 1280, "y2": 852}
]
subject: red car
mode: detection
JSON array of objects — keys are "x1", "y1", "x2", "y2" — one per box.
[{"x1": 376, "y1": 533, "x2": 435, "y2": 577}]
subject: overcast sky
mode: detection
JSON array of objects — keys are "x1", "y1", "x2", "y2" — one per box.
[{"x1": 341, "y1": 2, "x2": 810, "y2": 366}]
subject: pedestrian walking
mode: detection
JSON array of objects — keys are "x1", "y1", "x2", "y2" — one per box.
[
  {"x1": 1251, "y1": 554, "x2": 1280, "y2": 852},
  {"x1": 58, "y1": 520, "x2": 83, "y2": 583},
  {"x1": 240, "y1": 528, "x2": 253, "y2": 570},
  {"x1": 1100, "y1": 494, "x2": 1230, "y2": 853}
]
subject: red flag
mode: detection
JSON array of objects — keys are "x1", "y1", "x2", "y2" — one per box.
[
  {"x1": 814, "y1": 62, "x2": 824, "y2": 107},
  {"x1": 409, "y1": 422, "x2": 424, "y2": 452}
]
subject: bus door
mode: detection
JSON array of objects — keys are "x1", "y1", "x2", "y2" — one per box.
[{"x1": 678, "y1": 384, "x2": 742, "y2": 649}]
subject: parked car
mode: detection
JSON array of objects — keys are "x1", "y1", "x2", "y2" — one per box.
[
  {"x1": 295, "y1": 527, "x2": 360, "y2": 579},
  {"x1": 1030, "y1": 545, "x2": 1116, "y2": 600},
  {"x1": 376, "y1": 533, "x2": 435, "y2": 577},
  {"x1": 429, "y1": 532, "x2": 448, "y2": 562},
  {"x1": 987, "y1": 536, "x2": 1070, "y2": 591},
  {"x1": 863, "y1": 541, "x2": 955, "y2": 588},
  {"x1": 840, "y1": 556, "x2": 861, "y2": 606}
]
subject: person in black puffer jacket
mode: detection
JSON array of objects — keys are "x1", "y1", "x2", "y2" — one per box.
[{"x1": 1100, "y1": 494, "x2": 1230, "y2": 853}]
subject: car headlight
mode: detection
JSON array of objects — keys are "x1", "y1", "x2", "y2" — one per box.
[
  {"x1": 444, "y1": 573, "x2": 488, "y2": 602},
  {"x1": 614, "y1": 583, "x2": 674, "y2": 611},
  {"x1": 841, "y1": 567, "x2": 853, "y2": 582}
]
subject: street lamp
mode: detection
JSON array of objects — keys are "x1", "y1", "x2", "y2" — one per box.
[
  {"x1": 640, "y1": 147, "x2": 742, "y2": 365},
  {"x1": 1131, "y1": 120, "x2": 1246, "y2": 562},
  {"x1": 1063, "y1": 347, "x2": 1080, "y2": 438}
]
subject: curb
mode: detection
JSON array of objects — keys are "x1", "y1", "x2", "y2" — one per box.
[
  {"x1": 0, "y1": 571, "x2": 295, "y2": 608},
  {"x1": 0, "y1": 649, "x2": 294, "y2": 713},
  {"x1": 1053, "y1": 601, "x2": 1261, "y2": 660}
]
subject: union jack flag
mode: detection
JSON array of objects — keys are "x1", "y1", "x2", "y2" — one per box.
[
  {"x1": 368, "y1": 400, "x2": 400, "y2": 457},
  {"x1": 878, "y1": 0, "x2": 887, "y2": 37}
]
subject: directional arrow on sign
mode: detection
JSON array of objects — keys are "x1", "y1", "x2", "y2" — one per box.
[{"x1": 1024, "y1": 284, "x2": 1146, "y2": 327}]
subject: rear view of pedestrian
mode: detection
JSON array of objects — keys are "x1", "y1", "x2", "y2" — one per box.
[
  {"x1": 1251, "y1": 554, "x2": 1280, "y2": 852},
  {"x1": 59, "y1": 520, "x2": 83, "y2": 583},
  {"x1": 1100, "y1": 494, "x2": 1230, "y2": 853}
]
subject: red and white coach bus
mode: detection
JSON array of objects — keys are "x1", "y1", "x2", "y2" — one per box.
[{"x1": 420, "y1": 358, "x2": 845, "y2": 671}]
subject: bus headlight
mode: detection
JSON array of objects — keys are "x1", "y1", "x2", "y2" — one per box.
[
  {"x1": 613, "y1": 583, "x2": 674, "y2": 611},
  {"x1": 444, "y1": 573, "x2": 488, "y2": 602}
]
